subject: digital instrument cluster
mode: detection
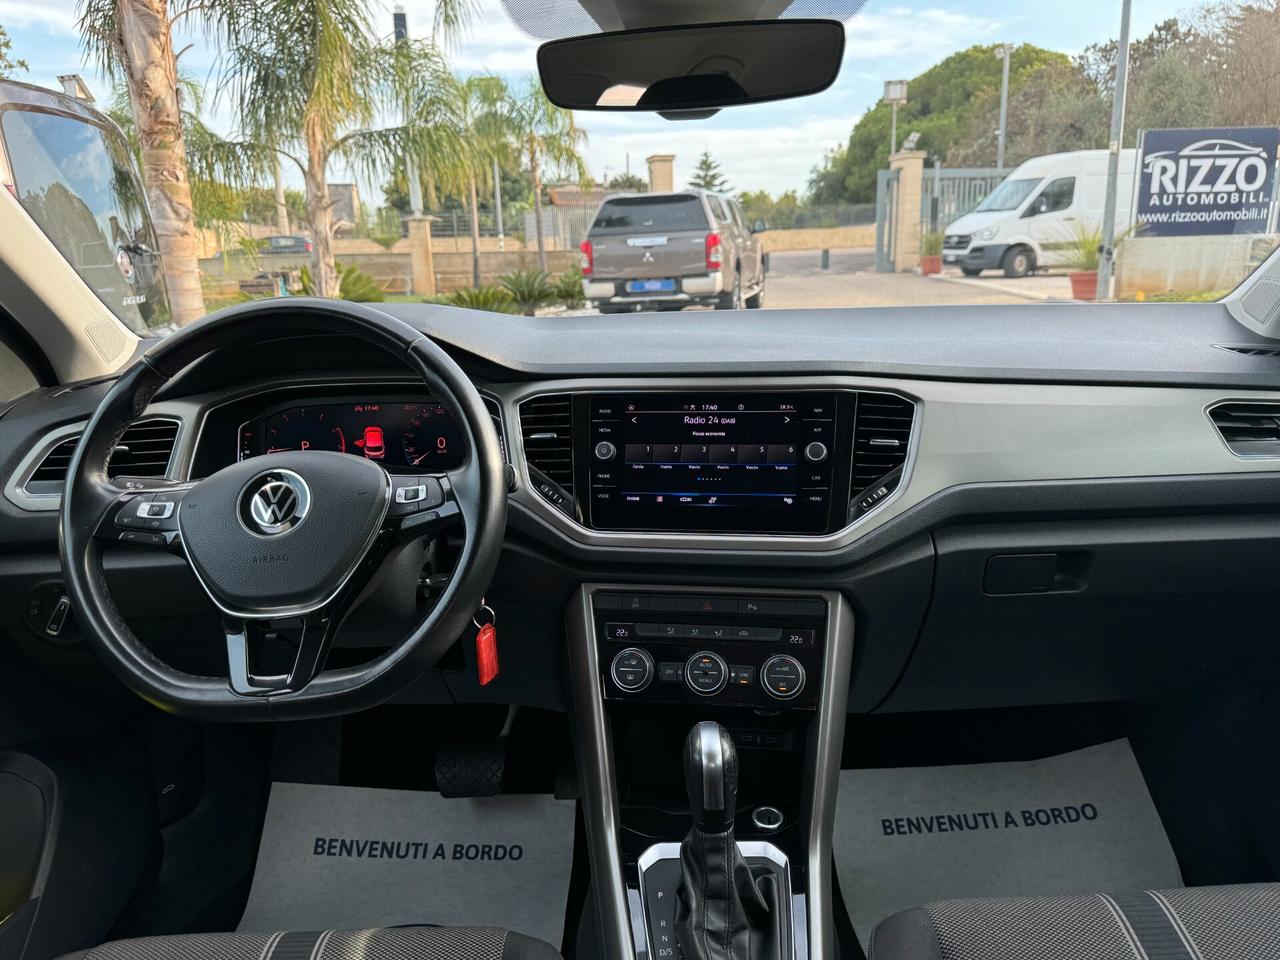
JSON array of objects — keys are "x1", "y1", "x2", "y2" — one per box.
[{"x1": 238, "y1": 400, "x2": 465, "y2": 471}]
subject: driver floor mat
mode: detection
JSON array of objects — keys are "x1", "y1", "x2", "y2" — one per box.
[
  {"x1": 833, "y1": 739, "x2": 1183, "y2": 945},
  {"x1": 238, "y1": 782, "x2": 575, "y2": 948}
]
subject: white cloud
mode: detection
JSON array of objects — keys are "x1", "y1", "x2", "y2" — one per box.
[
  {"x1": 843, "y1": 6, "x2": 1004, "y2": 61},
  {"x1": 0, "y1": 1, "x2": 76, "y2": 33}
]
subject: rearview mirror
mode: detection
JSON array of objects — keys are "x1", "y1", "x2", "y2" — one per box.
[{"x1": 537, "y1": 20, "x2": 846, "y2": 118}]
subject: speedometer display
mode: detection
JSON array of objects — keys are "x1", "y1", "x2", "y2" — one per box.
[{"x1": 239, "y1": 400, "x2": 465, "y2": 470}]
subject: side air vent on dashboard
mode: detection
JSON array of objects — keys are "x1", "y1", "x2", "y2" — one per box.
[
  {"x1": 29, "y1": 418, "x2": 181, "y2": 487},
  {"x1": 480, "y1": 394, "x2": 508, "y2": 462},
  {"x1": 519, "y1": 394, "x2": 574, "y2": 507},
  {"x1": 1208, "y1": 401, "x2": 1280, "y2": 456},
  {"x1": 850, "y1": 392, "x2": 916, "y2": 506}
]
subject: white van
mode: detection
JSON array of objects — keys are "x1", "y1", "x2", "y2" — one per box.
[{"x1": 942, "y1": 149, "x2": 1137, "y2": 277}]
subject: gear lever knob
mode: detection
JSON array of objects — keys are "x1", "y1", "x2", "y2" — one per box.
[{"x1": 683, "y1": 721, "x2": 738, "y2": 832}]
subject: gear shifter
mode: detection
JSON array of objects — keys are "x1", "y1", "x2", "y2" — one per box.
[{"x1": 675, "y1": 722, "x2": 783, "y2": 960}]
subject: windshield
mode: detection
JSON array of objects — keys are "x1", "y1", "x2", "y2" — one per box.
[
  {"x1": 7, "y1": 2, "x2": 1280, "y2": 322},
  {"x1": 2, "y1": 105, "x2": 170, "y2": 332},
  {"x1": 974, "y1": 179, "x2": 1040, "y2": 213}
]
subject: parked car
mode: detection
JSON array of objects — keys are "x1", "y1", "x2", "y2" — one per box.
[
  {"x1": 259, "y1": 234, "x2": 314, "y2": 256},
  {"x1": 0, "y1": 79, "x2": 171, "y2": 330},
  {"x1": 943, "y1": 149, "x2": 1138, "y2": 277},
  {"x1": 580, "y1": 190, "x2": 766, "y2": 312}
]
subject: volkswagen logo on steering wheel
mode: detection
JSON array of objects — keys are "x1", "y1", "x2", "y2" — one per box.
[{"x1": 239, "y1": 469, "x2": 311, "y2": 536}]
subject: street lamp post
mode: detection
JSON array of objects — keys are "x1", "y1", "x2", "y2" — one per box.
[
  {"x1": 1096, "y1": 0, "x2": 1134, "y2": 302},
  {"x1": 995, "y1": 45, "x2": 1013, "y2": 170},
  {"x1": 882, "y1": 80, "x2": 909, "y2": 158}
]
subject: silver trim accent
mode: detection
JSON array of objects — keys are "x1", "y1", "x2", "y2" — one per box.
[
  {"x1": 636, "y1": 841, "x2": 795, "y2": 960},
  {"x1": 567, "y1": 584, "x2": 849, "y2": 960},
  {"x1": 497, "y1": 379, "x2": 918, "y2": 552},
  {"x1": 3, "y1": 417, "x2": 183, "y2": 513},
  {"x1": 240, "y1": 469, "x2": 311, "y2": 536},
  {"x1": 1204, "y1": 397, "x2": 1280, "y2": 459},
  {"x1": 610, "y1": 647, "x2": 655, "y2": 692},
  {"x1": 684, "y1": 650, "x2": 729, "y2": 697},
  {"x1": 696, "y1": 721, "x2": 725, "y2": 812}
]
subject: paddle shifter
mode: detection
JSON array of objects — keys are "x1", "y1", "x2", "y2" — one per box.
[{"x1": 675, "y1": 721, "x2": 783, "y2": 960}]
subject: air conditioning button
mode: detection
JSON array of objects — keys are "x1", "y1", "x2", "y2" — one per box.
[{"x1": 761, "y1": 654, "x2": 806, "y2": 700}]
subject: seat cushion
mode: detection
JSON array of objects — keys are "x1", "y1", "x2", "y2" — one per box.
[
  {"x1": 869, "y1": 883, "x2": 1280, "y2": 960},
  {"x1": 59, "y1": 927, "x2": 561, "y2": 960}
]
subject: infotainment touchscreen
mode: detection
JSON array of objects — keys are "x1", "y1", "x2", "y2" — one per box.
[{"x1": 587, "y1": 393, "x2": 838, "y2": 534}]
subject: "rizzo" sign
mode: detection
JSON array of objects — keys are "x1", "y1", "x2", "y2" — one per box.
[{"x1": 1136, "y1": 126, "x2": 1280, "y2": 236}]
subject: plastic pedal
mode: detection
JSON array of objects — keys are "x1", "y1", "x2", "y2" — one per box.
[{"x1": 435, "y1": 740, "x2": 505, "y2": 798}]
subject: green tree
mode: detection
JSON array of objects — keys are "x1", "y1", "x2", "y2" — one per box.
[
  {"x1": 606, "y1": 171, "x2": 647, "y2": 192},
  {"x1": 689, "y1": 150, "x2": 730, "y2": 192},
  {"x1": 219, "y1": 0, "x2": 471, "y2": 298},
  {"x1": 0, "y1": 24, "x2": 28, "y2": 78},
  {"x1": 457, "y1": 75, "x2": 517, "y2": 287},
  {"x1": 509, "y1": 77, "x2": 588, "y2": 271}
]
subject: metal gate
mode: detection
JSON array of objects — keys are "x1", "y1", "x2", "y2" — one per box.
[
  {"x1": 921, "y1": 167, "x2": 1006, "y2": 233},
  {"x1": 874, "y1": 169, "x2": 899, "y2": 273}
]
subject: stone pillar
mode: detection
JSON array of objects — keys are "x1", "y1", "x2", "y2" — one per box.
[
  {"x1": 647, "y1": 154, "x2": 675, "y2": 192},
  {"x1": 405, "y1": 214, "x2": 437, "y2": 296},
  {"x1": 889, "y1": 150, "x2": 927, "y2": 272}
]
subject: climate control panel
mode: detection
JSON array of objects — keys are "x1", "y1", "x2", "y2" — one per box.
[{"x1": 594, "y1": 590, "x2": 825, "y2": 708}]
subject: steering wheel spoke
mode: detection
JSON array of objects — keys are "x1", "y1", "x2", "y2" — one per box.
[
  {"x1": 94, "y1": 482, "x2": 195, "y2": 553},
  {"x1": 386, "y1": 472, "x2": 463, "y2": 539},
  {"x1": 225, "y1": 607, "x2": 339, "y2": 696}
]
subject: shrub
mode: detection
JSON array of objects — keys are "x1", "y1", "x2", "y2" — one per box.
[
  {"x1": 552, "y1": 271, "x2": 586, "y2": 308},
  {"x1": 1060, "y1": 221, "x2": 1104, "y2": 272},
  {"x1": 299, "y1": 261, "x2": 385, "y2": 302},
  {"x1": 446, "y1": 286, "x2": 519, "y2": 313},
  {"x1": 921, "y1": 230, "x2": 944, "y2": 256},
  {"x1": 499, "y1": 269, "x2": 556, "y2": 316}
]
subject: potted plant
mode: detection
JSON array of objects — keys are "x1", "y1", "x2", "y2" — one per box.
[
  {"x1": 920, "y1": 230, "x2": 944, "y2": 276},
  {"x1": 1061, "y1": 221, "x2": 1104, "y2": 301}
]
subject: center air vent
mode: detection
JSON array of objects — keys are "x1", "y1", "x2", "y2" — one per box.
[
  {"x1": 519, "y1": 395, "x2": 574, "y2": 500},
  {"x1": 851, "y1": 392, "x2": 916, "y2": 498},
  {"x1": 1208, "y1": 401, "x2": 1280, "y2": 456},
  {"x1": 27, "y1": 418, "x2": 180, "y2": 491}
]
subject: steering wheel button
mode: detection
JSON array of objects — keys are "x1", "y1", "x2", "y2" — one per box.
[{"x1": 395, "y1": 484, "x2": 426, "y2": 504}]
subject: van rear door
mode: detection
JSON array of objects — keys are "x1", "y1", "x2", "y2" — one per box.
[{"x1": 588, "y1": 195, "x2": 710, "y2": 284}]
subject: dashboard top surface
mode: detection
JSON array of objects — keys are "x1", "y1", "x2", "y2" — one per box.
[{"x1": 373, "y1": 302, "x2": 1280, "y2": 390}]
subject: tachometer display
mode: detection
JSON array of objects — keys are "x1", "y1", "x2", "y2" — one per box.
[{"x1": 239, "y1": 400, "x2": 465, "y2": 470}]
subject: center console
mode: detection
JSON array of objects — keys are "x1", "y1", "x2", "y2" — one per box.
[{"x1": 568, "y1": 584, "x2": 854, "y2": 960}]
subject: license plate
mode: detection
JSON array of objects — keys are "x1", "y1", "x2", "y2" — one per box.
[
  {"x1": 627, "y1": 278, "x2": 676, "y2": 293},
  {"x1": 944, "y1": 255, "x2": 958, "y2": 263}
]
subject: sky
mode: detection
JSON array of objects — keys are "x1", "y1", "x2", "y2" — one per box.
[{"x1": 0, "y1": 0, "x2": 1190, "y2": 199}]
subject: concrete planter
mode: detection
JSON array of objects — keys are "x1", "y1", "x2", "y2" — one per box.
[
  {"x1": 920, "y1": 255, "x2": 942, "y2": 276},
  {"x1": 1069, "y1": 271, "x2": 1098, "y2": 301}
]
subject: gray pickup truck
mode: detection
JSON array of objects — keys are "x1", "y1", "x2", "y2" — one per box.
[{"x1": 580, "y1": 189, "x2": 766, "y2": 312}]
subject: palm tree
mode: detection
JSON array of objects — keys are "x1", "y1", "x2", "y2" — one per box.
[
  {"x1": 77, "y1": 0, "x2": 474, "y2": 310},
  {"x1": 219, "y1": 0, "x2": 468, "y2": 297},
  {"x1": 78, "y1": 0, "x2": 211, "y2": 325},
  {"x1": 509, "y1": 78, "x2": 588, "y2": 271},
  {"x1": 457, "y1": 76, "x2": 516, "y2": 287}
]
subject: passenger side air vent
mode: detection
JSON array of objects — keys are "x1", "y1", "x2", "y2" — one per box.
[
  {"x1": 519, "y1": 395, "x2": 574, "y2": 506},
  {"x1": 1208, "y1": 401, "x2": 1280, "y2": 456},
  {"x1": 1215, "y1": 344, "x2": 1280, "y2": 359},
  {"x1": 28, "y1": 418, "x2": 180, "y2": 487},
  {"x1": 850, "y1": 392, "x2": 916, "y2": 506}
]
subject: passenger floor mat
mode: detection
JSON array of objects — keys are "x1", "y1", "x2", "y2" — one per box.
[
  {"x1": 238, "y1": 782, "x2": 575, "y2": 947},
  {"x1": 834, "y1": 739, "x2": 1183, "y2": 945}
]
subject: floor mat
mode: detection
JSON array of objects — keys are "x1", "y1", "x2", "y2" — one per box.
[
  {"x1": 238, "y1": 782, "x2": 575, "y2": 947},
  {"x1": 834, "y1": 739, "x2": 1183, "y2": 945}
]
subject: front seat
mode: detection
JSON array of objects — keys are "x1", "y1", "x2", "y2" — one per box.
[
  {"x1": 58, "y1": 926, "x2": 562, "y2": 960},
  {"x1": 870, "y1": 883, "x2": 1280, "y2": 960}
]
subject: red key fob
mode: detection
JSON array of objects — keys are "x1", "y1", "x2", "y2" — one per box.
[{"x1": 476, "y1": 621, "x2": 499, "y2": 686}]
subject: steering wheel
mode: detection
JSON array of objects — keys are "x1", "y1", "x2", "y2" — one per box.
[{"x1": 59, "y1": 299, "x2": 507, "y2": 720}]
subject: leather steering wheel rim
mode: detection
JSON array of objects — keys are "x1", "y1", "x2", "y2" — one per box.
[{"x1": 59, "y1": 298, "x2": 507, "y2": 721}]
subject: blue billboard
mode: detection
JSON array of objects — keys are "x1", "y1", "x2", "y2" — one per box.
[{"x1": 1136, "y1": 127, "x2": 1280, "y2": 236}]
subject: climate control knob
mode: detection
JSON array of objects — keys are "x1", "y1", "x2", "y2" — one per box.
[
  {"x1": 611, "y1": 647, "x2": 654, "y2": 692},
  {"x1": 685, "y1": 650, "x2": 728, "y2": 696},
  {"x1": 804, "y1": 441, "x2": 829, "y2": 463},
  {"x1": 761, "y1": 654, "x2": 806, "y2": 700}
]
